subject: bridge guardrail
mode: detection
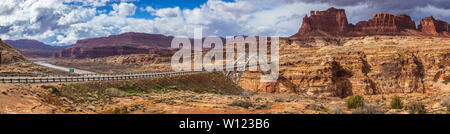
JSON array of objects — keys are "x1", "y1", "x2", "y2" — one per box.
[
  {"x1": 0, "y1": 62, "x2": 270, "y2": 84},
  {"x1": 0, "y1": 71, "x2": 174, "y2": 78}
]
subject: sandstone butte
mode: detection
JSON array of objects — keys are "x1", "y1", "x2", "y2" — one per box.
[
  {"x1": 291, "y1": 7, "x2": 450, "y2": 38},
  {"x1": 292, "y1": 7, "x2": 350, "y2": 36},
  {"x1": 418, "y1": 16, "x2": 450, "y2": 35}
]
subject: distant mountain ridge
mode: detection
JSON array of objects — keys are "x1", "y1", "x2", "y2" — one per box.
[
  {"x1": 4, "y1": 39, "x2": 68, "y2": 58},
  {"x1": 72, "y1": 32, "x2": 174, "y2": 48},
  {"x1": 54, "y1": 32, "x2": 178, "y2": 59}
]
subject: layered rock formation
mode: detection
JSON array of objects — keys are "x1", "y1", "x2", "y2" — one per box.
[
  {"x1": 55, "y1": 32, "x2": 176, "y2": 59},
  {"x1": 239, "y1": 36, "x2": 450, "y2": 97},
  {"x1": 291, "y1": 7, "x2": 448, "y2": 37},
  {"x1": 293, "y1": 7, "x2": 350, "y2": 36},
  {"x1": 55, "y1": 45, "x2": 173, "y2": 59},
  {"x1": 354, "y1": 13, "x2": 416, "y2": 35},
  {"x1": 418, "y1": 16, "x2": 450, "y2": 35},
  {"x1": 4, "y1": 39, "x2": 67, "y2": 58}
]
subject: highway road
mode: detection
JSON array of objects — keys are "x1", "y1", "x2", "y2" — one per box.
[{"x1": 34, "y1": 61, "x2": 97, "y2": 74}]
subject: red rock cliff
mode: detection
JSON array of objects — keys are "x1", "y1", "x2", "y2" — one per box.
[
  {"x1": 294, "y1": 7, "x2": 350, "y2": 36},
  {"x1": 418, "y1": 16, "x2": 450, "y2": 35},
  {"x1": 355, "y1": 13, "x2": 416, "y2": 35},
  {"x1": 290, "y1": 8, "x2": 450, "y2": 37}
]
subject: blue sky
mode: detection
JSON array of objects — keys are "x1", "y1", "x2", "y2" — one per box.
[
  {"x1": 0, "y1": 0, "x2": 449, "y2": 46},
  {"x1": 83, "y1": 0, "x2": 236, "y2": 19},
  {"x1": 135, "y1": 0, "x2": 232, "y2": 19}
]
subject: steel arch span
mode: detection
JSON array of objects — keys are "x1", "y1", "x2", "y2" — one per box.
[{"x1": 225, "y1": 54, "x2": 274, "y2": 84}]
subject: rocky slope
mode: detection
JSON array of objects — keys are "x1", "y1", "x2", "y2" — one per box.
[
  {"x1": 4, "y1": 39, "x2": 67, "y2": 58},
  {"x1": 0, "y1": 39, "x2": 69, "y2": 74},
  {"x1": 291, "y1": 7, "x2": 449, "y2": 38},
  {"x1": 2, "y1": 73, "x2": 450, "y2": 114},
  {"x1": 54, "y1": 32, "x2": 176, "y2": 59},
  {"x1": 0, "y1": 39, "x2": 26, "y2": 64}
]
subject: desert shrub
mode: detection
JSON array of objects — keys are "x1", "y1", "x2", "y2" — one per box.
[
  {"x1": 352, "y1": 105, "x2": 384, "y2": 114},
  {"x1": 390, "y1": 95, "x2": 403, "y2": 109},
  {"x1": 306, "y1": 103, "x2": 325, "y2": 111},
  {"x1": 117, "y1": 83, "x2": 149, "y2": 94},
  {"x1": 105, "y1": 88, "x2": 127, "y2": 97},
  {"x1": 407, "y1": 101, "x2": 426, "y2": 114},
  {"x1": 228, "y1": 100, "x2": 254, "y2": 108},
  {"x1": 329, "y1": 105, "x2": 345, "y2": 114},
  {"x1": 254, "y1": 104, "x2": 268, "y2": 110},
  {"x1": 346, "y1": 95, "x2": 365, "y2": 109},
  {"x1": 274, "y1": 97, "x2": 285, "y2": 102},
  {"x1": 110, "y1": 106, "x2": 129, "y2": 114},
  {"x1": 155, "y1": 99, "x2": 176, "y2": 105},
  {"x1": 41, "y1": 85, "x2": 60, "y2": 95}
]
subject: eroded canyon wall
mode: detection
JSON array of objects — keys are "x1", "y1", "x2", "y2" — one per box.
[{"x1": 239, "y1": 36, "x2": 449, "y2": 97}]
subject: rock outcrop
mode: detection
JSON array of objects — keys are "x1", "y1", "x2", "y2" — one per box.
[
  {"x1": 55, "y1": 32, "x2": 176, "y2": 59},
  {"x1": 0, "y1": 39, "x2": 26, "y2": 64},
  {"x1": 239, "y1": 36, "x2": 450, "y2": 97},
  {"x1": 355, "y1": 13, "x2": 416, "y2": 35},
  {"x1": 4, "y1": 39, "x2": 67, "y2": 58},
  {"x1": 293, "y1": 7, "x2": 350, "y2": 37},
  {"x1": 418, "y1": 16, "x2": 450, "y2": 35},
  {"x1": 291, "y1": 7, "x2": 448, "y2": 37}
]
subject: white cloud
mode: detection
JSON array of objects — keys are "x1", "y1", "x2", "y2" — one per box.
[
  {"x1": 110, "y1": 2, "x2": 137, "y2": 17},
  {"x1": 0, "y1": 0, "x2": 19, "y2": 15},
  {"x1": 58, "y1": 8, "x2": 97, "y2": 25},
  {"x1": 63, "y1": 0, "x2": 140, "y2": 7},
  {"x1": 141, "y1": 6, "x2": 155, "y2": 12},
  {"x1": 0, "y1": 0, "x2": 449, "y2": 46}
]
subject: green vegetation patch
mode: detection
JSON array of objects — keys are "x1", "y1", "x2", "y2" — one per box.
[
  {"x1": 53, "y1": 72, "x2": 243, "y2": 103},
  {"x1": 390, "y1": 95, "x2": 403, "y2": 109},
  {"x1": 228, "y1": 100, "x2": 254, "y2": 108},
  {"x1": 407, "y1": 101, "x2": 426, "y2": 114},
  {"x1": 346, "y1": 95, "x2": 365, "y2": 109}
]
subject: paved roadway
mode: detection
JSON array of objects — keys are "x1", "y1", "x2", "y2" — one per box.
[{"x1": 34, "y1": 61, "x2": 97, "y2": 74}]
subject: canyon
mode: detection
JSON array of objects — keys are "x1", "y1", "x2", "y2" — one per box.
[
  {"x1": 48, "y1": 8, "x2": 449, "y2": 59},
  {"x1": 1, "y1": 7, "x2": 449, "y2": 114},
  {"x1": 239, "y1": 36, "x2": 449, "y2": 98}
]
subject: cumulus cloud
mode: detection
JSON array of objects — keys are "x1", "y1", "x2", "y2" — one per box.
[
  {"x1": 300, "y1": 0, "x2": 450, "y2": 21},
  {"x1": 141, "y1": 6, "x2": 155, "y2": 12},
  {"x1": 0, "y1": 0, "x2": 449, "y2": 46},
  {"x1": 63, "y1": 0, "x2": 140, "y2": 7},
  {"x1": 110, "y1": 3, "x2": 137, "y2": 16},
  {"x1": 154, "y1": 7, "x2": 181, "y2": 18}
]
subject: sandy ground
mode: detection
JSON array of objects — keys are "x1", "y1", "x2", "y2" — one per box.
[{"x1": 1, "y1": 83, "x2": 450, "y2": 114}]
